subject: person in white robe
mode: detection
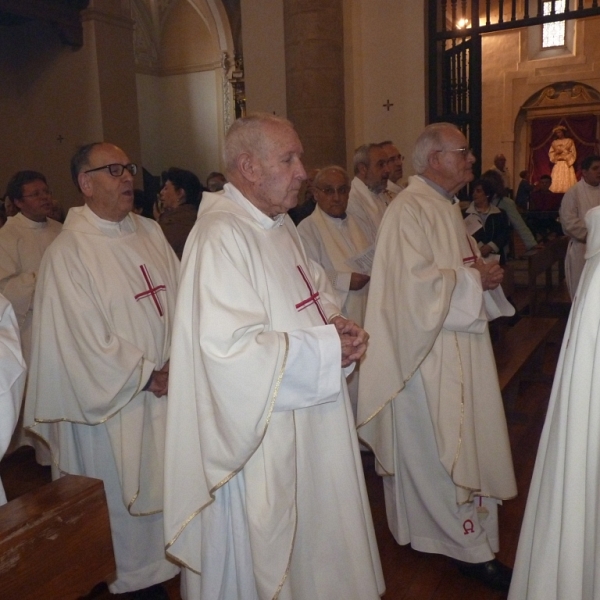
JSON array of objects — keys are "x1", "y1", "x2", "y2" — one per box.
[
  {"x1": 0, "y1": 171, "x2": 61, "y2": 463},
  {"x1": 508, "y1": 203, "x2": 600, "y2": 599},
  {"x1": 381, "y1": 141, "x2": 405, "y2": 197},
  {"x1": 0, "y1": 293, "x2": 26, "y2": 505},
  {"x1": 559, "y1": 154, "x2": 600, "y2": 299},
  {"x1": 347, "y1": 143, "x2": 392, "y2": 243},
  {"x1": 24, "y1": 143, "x2": 180, "y2": 598},
  {"x1": 298, "y1": 165, "x2": 371, "y2": 417},
  {"x1": 358, "y1": 123, "x2": 517, "y2": 592},
  {"x1": 164, "y1": 114, "x2": 385, "y2": 600}
]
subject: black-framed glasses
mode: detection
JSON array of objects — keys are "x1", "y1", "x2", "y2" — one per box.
[
  {"x1": 315, "y1": 185, "x2": 351, "y2": 197},
  {"x1": 436, "y1": 147, "x2": 473, "y2": 158},
  {"x1": 84, "y1": 163, "x2": 138, "y2": 177}
]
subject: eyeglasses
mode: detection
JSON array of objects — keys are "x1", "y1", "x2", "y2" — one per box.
[
  {"x1": 21, "y1": 188, "x2": 51, "y2": 199},
  {"x1": 436, "y1": 147, "x2": 473, "y2": 158},
  {"x1": 315, "y1": 185, "x2": 351, "y2": 197},
  {"x1": 84, "y1": 163, "x2": 138, "y2": 177}
]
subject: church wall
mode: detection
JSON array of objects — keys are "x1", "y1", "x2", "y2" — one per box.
[
  {"x1": 240, "y1": 0, "x2": 287, "y2": 116},
  {"x1": 238, "y1": 0, "x2": 427, "y2": 177},
  {"x1": 0, "y1": 20, "x2": 104, "y2": 208},
  {"x1": 343, "y1": 0, "x2": 426, "y2": 177},
  {"x1": 482, "y1": 16, "x2": 600, "y2": 189},
  {"x1": 0, "y1": 2, "x2": 143, "y2": 210},
  {"x1": 137, "y1": 70, "x2": 221, "y2": 180},
  {"x1": 135, "y1": 0, "x2": 226, "y2": 182}
]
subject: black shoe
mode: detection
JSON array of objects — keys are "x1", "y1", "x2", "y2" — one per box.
[
  {"x1": 129, "y1": 583, "x2": 169, "y2": 600},
  {"x1": 454, "y1": 558, "x2": 512, "y2": 592}
]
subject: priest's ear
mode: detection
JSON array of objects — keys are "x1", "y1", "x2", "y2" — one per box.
[
  {"x1": 78, "y1": 172, "x2": 94, "y2": 198},
  {"x1": 237, "y1": 152, "x2": 261, "y2": 183}
]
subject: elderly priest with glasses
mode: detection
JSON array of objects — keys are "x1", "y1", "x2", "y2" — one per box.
[
  {"x1": 358, "y1": 123, "x2": 517, "y2": 593},
  {"x1": 298, "y1": 165, "x2": 372, "y2": 418},
  {"x1": 24, "y1": 142, "x2": 180, "y2": 599}
]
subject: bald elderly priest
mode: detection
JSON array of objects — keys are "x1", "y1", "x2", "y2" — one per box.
[{"x1": 164, "y1": 114, "x2": 384, "y2": 600}]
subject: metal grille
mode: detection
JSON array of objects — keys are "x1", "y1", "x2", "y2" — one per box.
[{"x1": 427, "y1": 0, "x2": 600, "y2": 174}]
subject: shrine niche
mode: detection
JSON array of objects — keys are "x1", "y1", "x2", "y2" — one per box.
[{"x1": 521, "y1": 82, "x2": 600, "y2": 184}]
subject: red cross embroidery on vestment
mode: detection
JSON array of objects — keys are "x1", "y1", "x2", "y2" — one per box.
[
  {"x1": 295, "y1": 265, "x2": 327, "y2": 324},
  {"x1": 462, "y1": 234, "x2": 477, "y2": 265},
  {"x1": 134, "y1": 264, "x2": 166, "y2": 317}
]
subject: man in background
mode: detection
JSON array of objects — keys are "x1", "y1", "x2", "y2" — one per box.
[
  {"x1": 0, "y1": 170, "x2": 61, "y2": 463},
  {"x1": 298, "y1": 165, "x2": 371, "y2": 417},
  {"x1": 348, "y1": 143, "x2": 391, "y2": 242},
  {"x1": 560, "y1": 154, "x2": 600, "y2": 298}
]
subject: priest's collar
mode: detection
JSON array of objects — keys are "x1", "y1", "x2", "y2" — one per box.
[
  {"x1": 14, "y1": 212, "x2": 50, "y2": 229},
  {"x1": 321, "y1": 209, "x2": 348, "y2": 223},
  {"x1": 416, "y1": 175, "x2": 455, "y2": 202},
  {"x1": 224, "y1": 183, "x2": 286, "y2": 229},
  {"x1": 82, "y1": 204, "x2": 136, "y2": 237}
]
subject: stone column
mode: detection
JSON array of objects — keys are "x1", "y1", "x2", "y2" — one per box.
[{"x1": 283, "y1": 0, "x2": 346, "y2": 169}]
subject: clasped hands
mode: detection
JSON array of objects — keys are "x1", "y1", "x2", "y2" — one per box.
[
  {"x1": 146, "y1": 360, "x2": 169, "y2": 397},
  {"x1": 330, "y1": 315, "x2": 369, "y2": 368},
  {"x1": 470, "y1": 258, "x2": 503, "y2": 291}
]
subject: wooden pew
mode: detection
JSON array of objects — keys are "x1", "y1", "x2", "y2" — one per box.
[
  {"x1": 525, "y1": 236, "x2": 568, "y2": 316},
  {"x1": 0, "y1": 474, "x2": 115, "y2": 600},
  {"x1": 494, "y1": 316, "x2": 558, "y2": 408}
]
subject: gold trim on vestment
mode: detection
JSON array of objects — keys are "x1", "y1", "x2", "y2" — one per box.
[
  {"x1": 356, "y1": 366, "x2": 420, "y2": 478},
  {"x1": 165, "y1": 332, "x2": 291, "y2": 556},
  {"x1": 273, "y1": 410, "x2": 299, "y2": 600},
  {"x1": 450, "y1": 332, "x2": 465, "y2": 480}
]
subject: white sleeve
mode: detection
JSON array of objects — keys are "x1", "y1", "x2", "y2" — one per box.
[
  {"x1": 443, "y1": 267, "x2": 487, "y2": 333},
  {"x1": 274, "y1": 324, "x2": 342, "y2": 411}
]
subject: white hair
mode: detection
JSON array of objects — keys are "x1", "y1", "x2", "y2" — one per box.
[
  {"x1": 223, "y1": 113, "x2": 295, "y2": 175},
  {"x1": 412, "y1": 122, "x2": 461, "y2": 174},
  {"x1": 313, "y1": 165, "x2": 349, "y2": 187}
]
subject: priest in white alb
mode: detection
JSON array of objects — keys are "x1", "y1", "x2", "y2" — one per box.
[
  {"x1": 298, "y1": 165, "x2": 371, "y2": 417},
  {"x1": 164, "y1": 114, "x2": 385, "y2": 600},
  {"x1": 347, "y1": 143, "x2": 392, "y2": 243},
  {"x1": 24, "y1": 143, "x2": 180, "y2": 598},
  {"x1": 559, "y1": 154, "x2": 600, "y2": 299},
  {"x1": 381, "y1": 141, "x2": 405, "y2": 197},
  {"x1": 0, "y1": 293, "x2": 26, "y2": 505},
  {"x1": 0, "y1": 170, "x2": 61, "y2": 462},
  {"x1": 358, "y1": 123, "x2": 517, "y2": 593}
]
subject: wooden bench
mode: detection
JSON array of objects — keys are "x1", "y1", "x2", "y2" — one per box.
[
  {"x1": 525, "y1": 236, "x2": 568, "y2": 316},
  {"x1": 494, "y1": 316, "x2": 558, "y2": 407},
  {"x1": 0, "y1": 474, "x2": 115, "y2": 600}
]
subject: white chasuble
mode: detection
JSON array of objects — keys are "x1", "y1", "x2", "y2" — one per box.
[
  {"x1": 357, "y1": 176, "x2": 516, "y2": 558},
  {"x1": 24, "y1": 206, "x2": 180, "y2": 592},
  {"x1": 0, "y1": 294, "x2": 26, "y2": 504},
  {"x1": 298, "y1": 206, "x2": 371, "y2": 418},
  {"x1": 559, "y1": 178, "x2": 600, "y2": 299},
  {"x1": 297, "y1": 206, "x2": 370, "y2": 327},
  {"x1": 165, "y1": 184, "x2": 384, "y2": 600},
  {"x1": 509, "y1": 204, "x2": 600, "y2": 600},
  {"x1": 347, "y1": 177, "x2": 388, "y2": 243},
  {"x1": 0, "y1": 213, "x2": 61, "y2": 362}
]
